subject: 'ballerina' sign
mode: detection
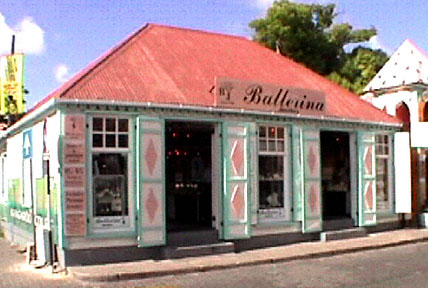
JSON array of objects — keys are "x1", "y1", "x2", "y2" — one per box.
[{"x1": 215, "y1": 77, "x2": 326, "y2": 116}]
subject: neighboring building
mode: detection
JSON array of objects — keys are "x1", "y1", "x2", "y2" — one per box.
[
  {"x1": 363, "y1": 39, "x2": 428, "y2": 222},
  {"x1": 0, "y1": 24, "x2": 409, "y2": 267}
]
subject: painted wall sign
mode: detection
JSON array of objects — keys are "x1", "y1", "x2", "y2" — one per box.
[
  {"x1": 64, "y1": 114, "x2": 85, "y2": 140},
  {"x1": 65, "y1": 213, "x2": 87, "y2": 236},
  {"x1": 64, "y1": 166, "x2": 85, "y2": 187},
  {"x1": 65, "y1": 189, "x2": 86, "y2": 212},
  {"x1": 63, "y1": 142, "x2": 85, "y2": 164},
  {"x1": 63, "y1": 113, "x2": 87, "y2": 236},
  {"x1": 215, "y1": 77, "x2": 326, "y2": 116}
]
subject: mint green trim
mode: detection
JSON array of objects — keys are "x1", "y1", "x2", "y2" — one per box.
[
  {"x1": 292, "y1": 125, "x2": 302, "y2": 222},
  {"x1": 217, "y1": 122, "x2": 224, "y2": 240},
  {"x1": 59, "y1": 110, "x2": 68, "y2": 249}
]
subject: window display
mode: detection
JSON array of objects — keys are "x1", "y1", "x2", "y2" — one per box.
[
  {"x1": 90, "y1": 116, "x2": 132, "y2": 230},
  {"x1": 258, "y1": 125, "x2": 288, "y2": 221},
  {"x1": 376, "y1": 134, "x2": 391, "y2": 211},
  {"x1": 93, "y1": 154, "x2": 128, "y2": 216}
]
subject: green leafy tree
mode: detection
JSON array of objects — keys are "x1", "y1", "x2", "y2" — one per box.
[
  {"x1": 249, "y1": 0, "x2": 385, "y2": 93},
  {"x1": 329, "y1": 47, "x2": 389, "y2": 94}
]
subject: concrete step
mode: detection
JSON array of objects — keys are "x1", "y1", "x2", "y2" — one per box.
[
  {"x1": 320, "y1": 227, "x2": 367, "y2": 242},
  {"x1": 167, "y1": 229, "x2": 219, "y2": 246},
  {"x1": 163, "y1": 242, "x2": 234, "y2": 259},
  {"x1": 323, "y1": 218, "x2": 355, "y2": 231}
]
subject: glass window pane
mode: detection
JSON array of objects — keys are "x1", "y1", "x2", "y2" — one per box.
[
  {"x1": 259, "y1": 126, "x2": 266, "y2": 138},
  {"x1": 268, "y1": 127, "x2": 275, "y2": 138},
  {"x1": 106, "y1": 134, "x2": 116, "y2": 147},
  {"x1": 259, "y1": 155, "x2": 284, "y2": 210},
  {"x1": 93, "y1": 134, "x2": 103, "y2": 147},
  {"x1": 259, "y1": 140, "x2": 267, "y2": 152},
  {"x1": 92, "y1": 153, "x2": 128, "y2": 217},
  {"x1": 277, "y1": 140, "x2": 284, "y2": 152},
  {"x1": 268, "y1": 140, "x2": 276, "y2": 151},
  {"x1": 277, "y1": 127, "x2": 284, "y2": 139},
  {"x1": 106, "y1": 118, "x2": 116, "y2": 132},
  {"x1": 119, "y1": 135, "x2": 128, "y2": 148},
  {"x1": 118, "y1": 119, "x2": 128, "y2": 132},
  {"x1": 93, "y1": 118, "x2": 103, "y2": 132}
]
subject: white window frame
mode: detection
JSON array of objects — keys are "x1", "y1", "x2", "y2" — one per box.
[
  {"x1": 89, "y1": 115, "x2": 135, "y2": 234},
  {"x1": 375, "y1": 134, "x2": 393, "y2": 212},
  {"x1": 257, "y1": 125, "x2": 291, "y2": 222}
]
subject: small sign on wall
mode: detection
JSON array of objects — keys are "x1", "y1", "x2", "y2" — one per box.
[
  {"x1": 64, "y1": 114, "x2": 85, "y2": 140},
  {"x1": 65, "y1": 213, "x2": 87, "y2": 236},
  {"x1": 63, "y1": 114, "x2": 87, "y2": 236}
]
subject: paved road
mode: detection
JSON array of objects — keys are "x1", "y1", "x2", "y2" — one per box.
[
  {"x1": 89, "y1": 242, "x2": 428, "y2": 288},
  {"x1": 1, "y1": 237, "x2": 428, "y2": 288},
  {"x1": 0, "y1": 238, "x2": 77, "y2": 288}
]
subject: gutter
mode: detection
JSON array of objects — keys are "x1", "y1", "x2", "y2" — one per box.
[{"x1": 57, "y1": 98, "x2": 403, "y2": 129}]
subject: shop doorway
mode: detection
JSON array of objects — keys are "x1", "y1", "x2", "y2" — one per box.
[
  {"x1": 321, "y1": 131, "x2": 352, "y2": 228},
  {"x1": 165, "y1": 122, "x2": 214, "y2": 232}
]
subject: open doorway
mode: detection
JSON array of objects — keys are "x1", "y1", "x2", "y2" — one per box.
[
  {"x1": 165, "y1": 122, "x2": 213, "y2": 232},
  {"x1": 321, "y1": 131, "x2": 352, "y2": 228}
]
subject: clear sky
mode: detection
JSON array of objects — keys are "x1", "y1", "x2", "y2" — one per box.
[{"x1": 0, "y1": 0, "x2": 426, "y2": 109}]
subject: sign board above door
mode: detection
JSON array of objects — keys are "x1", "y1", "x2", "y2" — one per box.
[{"x1": 215, "y1": 77, "x2": 327, "y2": 116}]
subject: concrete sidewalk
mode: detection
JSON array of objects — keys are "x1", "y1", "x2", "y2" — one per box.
[{"x1": 69, "y1": 228, "x2": 428, "y2": 283}]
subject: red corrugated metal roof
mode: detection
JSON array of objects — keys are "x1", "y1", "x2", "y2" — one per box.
[{"x1": 33, "y1": 23, "x2": 400, "y2": 124}]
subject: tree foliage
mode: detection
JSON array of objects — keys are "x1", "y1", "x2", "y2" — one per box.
[
  {"x1": 249, "y1": 0, "x2": 387, "y2": 93},
  {"x1": 329, "y1": 47, "x2": 388, "y2": 94}
]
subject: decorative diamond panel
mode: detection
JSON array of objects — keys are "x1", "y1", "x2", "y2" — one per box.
[
  {"x1": 145, "y1": 138, "x2": 158, "y2": 176},
  {"x1": 365, "y1": 181, "x2": 373, "y2": 210},
  {"x1": 231, "y1": 185, "x2": 245, "y2": 219},
  {"x1": 364, "y1": 146, "x2": 373, "y2": 175},
  {"x1": 146, "y1": 188, "x2": 159, "y2": 224},
  {"x1": 308, "y1": 145, "x2": 317, "y2": 176},
  {"x1": 231, "y1": 140, "x2": 244, "y2": 176},
  {"x1": 309, "y1": 184, "x2": 318, "y2": 214}
]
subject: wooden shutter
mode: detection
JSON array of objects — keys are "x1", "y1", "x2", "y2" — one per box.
[
  {"x1": 301, "y1": 129, "x2": 322, "y2": 233},
  {"x1": 357, "y1": 132, "x2": 376, "y2": 226},
  {"x1": 137, "y1": 117, "x2": 166, "y2": 247},
  {"x1": 222, "y1": 122, "x2": 251, "y2": 239}
]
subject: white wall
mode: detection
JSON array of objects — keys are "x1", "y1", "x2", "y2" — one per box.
[{"x1": 369, "y1": 90, "x2": 418, "y2": 122}]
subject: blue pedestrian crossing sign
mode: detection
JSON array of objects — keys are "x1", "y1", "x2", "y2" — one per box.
[{"x1": 23, "y1": 130, "x2": 33, "y2": 159}]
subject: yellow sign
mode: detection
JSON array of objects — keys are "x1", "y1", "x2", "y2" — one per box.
[{"x1": 0, "y1": 54, "x2": 25, "y2": 115}]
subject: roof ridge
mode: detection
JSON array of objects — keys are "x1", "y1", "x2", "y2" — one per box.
[
  {"x1": 147, "y1": 23, "x2": 251, "y2": 42},
  {"x1": 405, "y1": 39, "x2": 428, "y2": 60}
]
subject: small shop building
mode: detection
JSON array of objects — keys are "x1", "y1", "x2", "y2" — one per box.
[{"x1": 0, "y1": 24, "x2": 411, "y2": 267}]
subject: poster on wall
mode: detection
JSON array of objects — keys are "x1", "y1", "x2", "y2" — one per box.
[{"x1": 0, "y1": 54, "x2": 25, "y2": 115}]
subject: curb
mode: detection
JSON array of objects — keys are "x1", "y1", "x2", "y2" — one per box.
[{"x1": 70, "y1": 235, "x2": 428, "y2": 282}]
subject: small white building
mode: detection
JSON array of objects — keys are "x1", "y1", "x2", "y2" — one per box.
[{"x1": 363, "y1": 39, "x2": 428, "y2": 220}]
